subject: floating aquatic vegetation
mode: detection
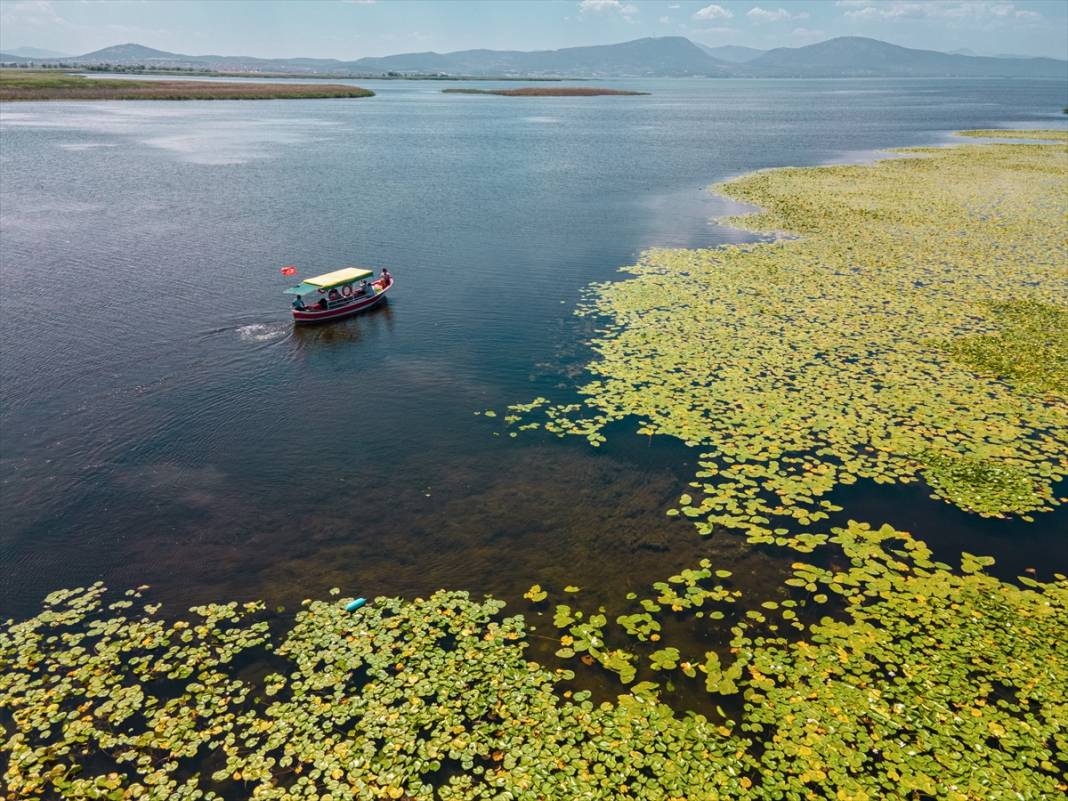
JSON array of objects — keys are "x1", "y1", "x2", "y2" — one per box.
[
  {"x1": 506, "y1": 133, "x2": 1068, "y2": 535},
  {"x1": 522, "y1": 583, "x2": 547, "y2": 602},
  {"x1": 6, "y1": 523, "x2": 1067, "y2": 800},
  {"x1": 957, "y1": 129, "x2": 1068, "y2": 141},
  {"x1": 1, "y1": 584, "x2": 755, "y2": 800},
  {"x1": 942, "y1": 299, "x2": 1068, "y2": 396},
  {"x1": 530, "y1": 520, "x2": 1068, "y2": 798},
  {"x1": 744, "y1": 521, "x2": 1068, "y2": 800},
  {"x1": 919, "y1": 450, "x2": 1039, "y2": 518},
  {"x1": 490, "y1": 133, "x2": 1068, "y2": 795}
]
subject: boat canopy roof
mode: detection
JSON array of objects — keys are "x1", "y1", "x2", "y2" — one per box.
[{"x1": 284, "y1": 267, "x2": 373, "y2": 295}]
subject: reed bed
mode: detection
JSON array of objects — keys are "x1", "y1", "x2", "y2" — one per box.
[{"x1": 0, "y1": 71, "x2": 374, "y2": 101}]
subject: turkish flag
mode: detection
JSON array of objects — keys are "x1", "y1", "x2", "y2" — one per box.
[{"x1": 280, "y1": 265, "x2": 298, "y2": 276}]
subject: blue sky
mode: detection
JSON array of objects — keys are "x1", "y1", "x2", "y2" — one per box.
[{"x1": 1, "y1": 1, "x2": 1065, "y2": 59}]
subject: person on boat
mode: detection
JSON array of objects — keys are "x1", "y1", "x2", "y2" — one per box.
[
  {"x1": 361, "y1": 279, "x2": 374, "y2": 297},
  {"x1": 292, "y1": 295, "x2": 306, "y2": 311},
  {"x1": 328, "y1": 288, "x2": 340, "y2": 302},
  {"x1": 381, "y1": 267, "x2": 391, "y2": 284}
]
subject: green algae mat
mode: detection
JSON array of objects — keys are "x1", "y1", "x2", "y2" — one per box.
[{"x1": 4, "y1": 131, "x2": 1067, "y2": 800}]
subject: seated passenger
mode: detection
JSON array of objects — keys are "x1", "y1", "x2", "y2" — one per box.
[
  {"x1": 328, "y1": 288, "x2": 340, "y2": 301},
  {"x1": 292, "y1": 295, "x2": 306, "y2": 311}
]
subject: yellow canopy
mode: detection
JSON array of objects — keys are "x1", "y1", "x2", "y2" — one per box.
[{"x1": 303, "y1": 267, "x2": 373, "y2": 289}]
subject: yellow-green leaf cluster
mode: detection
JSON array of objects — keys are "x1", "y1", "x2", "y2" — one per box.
[{"x1": 507, "y1": 134, "x2": 1068, "y2": 535}]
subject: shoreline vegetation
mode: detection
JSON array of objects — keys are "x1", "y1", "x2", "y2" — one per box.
[
  {"x1": 3, "y1": 132, "x2": 1067, "y2": 800},
  {"x1": 443, "y1": 86, "x2": 649, "y2": 96},
  {"x1": 5, "y1": 64, "x2": 576, "y2": 81},
  {"x1": 0, "y1": 71, "x2": 374, "y2": 101}
]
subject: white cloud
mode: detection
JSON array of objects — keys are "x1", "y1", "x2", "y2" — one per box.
[
  {"x1": 693, "y1": 4, "x2": 734, "y2": 21},
  {"x1": 842, "y1": 2, "x2": 1035, "y2": 21},
  {"x1": 747, "y1": 6, "x2": 810, "y2": 22},
  {"x1": 659, "y1": 15, "x2": 672, "y2": 23},
  {"x1": 0, "y1": 0, "x2": 67, "y2": 28},
  {"x1": 579, "y1": 0, "x2": 638, "y2": 18},
  {"x1": 1015, "y1": 9, "x2": 1041, "y2": 20}
]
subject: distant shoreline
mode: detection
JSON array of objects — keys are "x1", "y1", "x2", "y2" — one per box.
[
  {"x1": 0, "y1": 71, "x2": 374, "y2": 101},
  {"x1": 3, "y1": 66, "x2": 577, "y2": 82},
  {"x1": 442, "y1": 87, "x2": 649, "y2": 97}
]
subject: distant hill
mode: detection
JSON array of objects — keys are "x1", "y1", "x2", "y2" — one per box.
[
  {"x1": 951, "y1": 47, "x2": 1042, "y2": 60},
  {"x1": 694, "y1": 44, "x2": 766, "y2": 64},
  {"x1": 64, "y1": 43, "x2": 349, "y2": 71},
  {"x1": 5, "y1": 46, "x2": 71, "y2": 59},
  {"x1": 348, "y1": 37, "x2": 730, "y2": 76},
  {"x1": 745, "y1": 36, "x2": 1067, "y2": 78},
  {"x1": 70, "y1": 43, "x2": 187, "y2": 63},
  {"x1": 46, "y1": 37, "x2": 729, "y2": 77},
  {"x1": 3, "y1": 36, "x2": 1063, "y2": 79}
]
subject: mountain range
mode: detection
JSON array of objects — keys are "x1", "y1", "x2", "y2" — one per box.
[
  {"x1": 1, "y1": 36, "x2": 1065, "y2": 79},
  {"x1": 694, "y1": 44, "x2": 766, "y2": 64}
]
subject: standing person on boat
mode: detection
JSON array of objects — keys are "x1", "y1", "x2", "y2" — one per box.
[{"x1": 381, "y1": 267, "x2": 391, "y2": 284}]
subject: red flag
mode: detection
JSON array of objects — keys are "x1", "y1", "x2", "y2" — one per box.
[{"x1": 280, "y1": 265, "x2": 297, "y2": 277}]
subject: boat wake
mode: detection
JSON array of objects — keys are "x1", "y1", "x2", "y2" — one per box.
[{"x1": 236, "y1": 322, "x2": 289, "y2": 343}]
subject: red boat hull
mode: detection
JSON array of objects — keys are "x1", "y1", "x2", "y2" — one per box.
[{"x1": 291, "y1": 275, "x2": 393, "y2": 324}]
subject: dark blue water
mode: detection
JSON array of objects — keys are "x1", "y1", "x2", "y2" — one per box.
[{"x1": 2, "y1": 78, "x2": 1066, "y2": 619}]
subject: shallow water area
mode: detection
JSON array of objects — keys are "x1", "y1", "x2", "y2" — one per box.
[{"x1": 1, "y1": 77, "x2": 1066, "y2": 627}]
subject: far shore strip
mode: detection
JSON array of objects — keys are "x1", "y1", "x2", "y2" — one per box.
[
  {"x1": 442, "y1": 87, "x2": 649, "y2": 97},
  {"x1": 0, "y1": 72, "x2": 373, "y2": 101}
]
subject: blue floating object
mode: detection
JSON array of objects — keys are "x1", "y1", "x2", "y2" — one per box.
[{"x1": 345, "y1": 598, "x2": 367, "y2": 612}]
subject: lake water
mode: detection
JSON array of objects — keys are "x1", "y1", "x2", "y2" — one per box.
[{"x1": 2, "y1": 77, "x2": 1066, "y2": 626}]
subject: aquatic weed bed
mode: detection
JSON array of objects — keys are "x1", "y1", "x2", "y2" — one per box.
[
  {"x1": 503, "y1": 130, "x2": 1068, "y2": 536},
  {"x1": 4, "y1": 131, "x2": 1067, "y2": 799},
  {"x1": 0, "y1": 71, "x2": 375, "y2": 101},
  {"x1": 3, "y1": 529, "x2": 1066, "y2": 800}
]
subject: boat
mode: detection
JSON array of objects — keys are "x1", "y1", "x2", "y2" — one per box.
[{"x1": 285, "y1": 267, "x2": 394, "y2": 324}]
